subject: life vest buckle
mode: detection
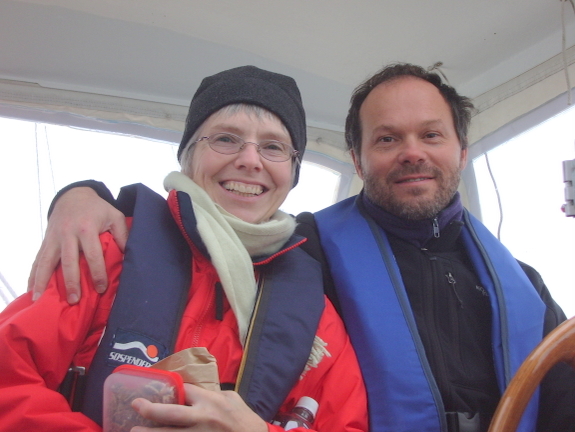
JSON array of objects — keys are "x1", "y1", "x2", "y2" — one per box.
[
  {"x1": 446, "y1": 411, "x2": 480, "y2": 432},
  {"x1": 58, "y1": 365, "x2": 87, "y2": 411}
]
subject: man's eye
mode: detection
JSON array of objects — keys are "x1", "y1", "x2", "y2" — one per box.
[
  {"x1": 377, "y1": 136, "x2": 394, "y2": 143},
  {"x1": 425, "y1": 132, "x2": 440, "y2": 139}
]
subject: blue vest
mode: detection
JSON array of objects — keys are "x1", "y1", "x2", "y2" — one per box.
[
  {"x1": 81, "y1": 184, "x2": 324, "y2": 425},
  {"x1": 314, "y1": 196, "x2": 545, "y2": 432}
]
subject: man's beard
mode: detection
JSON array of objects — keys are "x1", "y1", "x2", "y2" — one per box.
[{"x1": 362, "y1": 162, "x2": 462, "y2": 220}]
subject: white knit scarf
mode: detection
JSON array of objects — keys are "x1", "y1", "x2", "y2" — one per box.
[{"x1": 164, "y1": 171, "x2": 296, "y2": 345}]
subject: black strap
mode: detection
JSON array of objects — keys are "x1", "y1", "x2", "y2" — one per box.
[
  {"x1": 58, "y1": 366, "x2": 86, "y2": 412},
  {"x1": 220, "y1": 382, "x2": 235, "y2": 391},
  {"x1": 295, "y1": 212, "x2": 341, "y2": 314}
]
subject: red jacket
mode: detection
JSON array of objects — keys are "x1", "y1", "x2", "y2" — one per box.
[{"x1": 0, "y1": 192, "x2": 367, "y2": 432}]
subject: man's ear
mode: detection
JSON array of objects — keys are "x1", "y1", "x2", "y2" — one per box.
[
  {"x1": 351, "y1": 149, "x2": 364, "y2": 180},
  {"x1": 460, "y1": 147, "x2": 468, "y2": 170}
]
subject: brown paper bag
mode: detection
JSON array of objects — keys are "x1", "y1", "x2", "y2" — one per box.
[{"x1": 151, "y1": 347, "x2": 220, "y2": 391}]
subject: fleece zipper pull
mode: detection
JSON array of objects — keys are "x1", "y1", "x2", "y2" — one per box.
[
  {"x1": 432, "y1": 217, "x2": 440, "y2": 238},
  {"x1": 445, "y1": 272, "x2": 463, "y2": 308}
]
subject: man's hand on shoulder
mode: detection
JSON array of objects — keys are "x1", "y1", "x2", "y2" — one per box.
[{"x1": 28, "y1": 187, "x2": 128, "y2": 304}]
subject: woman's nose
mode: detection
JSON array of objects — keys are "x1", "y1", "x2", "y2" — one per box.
[{"x1": 234, "y1": 142, "x2": 263, "y2": 170}]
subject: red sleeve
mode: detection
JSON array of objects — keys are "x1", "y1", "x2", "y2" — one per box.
[
  {"x1": 269, "y1": 297, "x2": 369, "y2": 432},
  {"x1": 0, "y1": 233, "x2": 122, "y2": 432}
]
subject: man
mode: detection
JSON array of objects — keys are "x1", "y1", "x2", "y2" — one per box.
[
  {"x1": 29, "y1": 63, "x2": 575, "y2": 432},
  {"x1": 298, "y1": 63, "x2": 575, "y2": 432}
]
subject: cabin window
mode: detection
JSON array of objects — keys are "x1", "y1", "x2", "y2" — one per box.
[
  {"x1": 466, "y1": 100, "x2": 575, "y2": 318},
  {"x1": 0, "y1": 115, "x2": 345, "y2": 309}
]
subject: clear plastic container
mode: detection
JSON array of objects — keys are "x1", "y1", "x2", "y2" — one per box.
[{"x1": 103, "y1": 365, "x2": 185, "y2": 432}]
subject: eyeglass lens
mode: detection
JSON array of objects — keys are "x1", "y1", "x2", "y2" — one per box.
[{"x1": 207, "y1": 133, "x2": 293, "y2": 162}]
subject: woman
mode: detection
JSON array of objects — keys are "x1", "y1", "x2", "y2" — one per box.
[{"x1": 0, "y1": 66, "x2": 367, "y2": 432}]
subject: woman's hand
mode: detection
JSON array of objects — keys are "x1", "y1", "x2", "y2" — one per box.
[
  {"x1": 28, "y1": 187, "x2": 128, "y2": 304},
  {"x1": 130, "y1": 384, "x2": 268, "y2": 432}
]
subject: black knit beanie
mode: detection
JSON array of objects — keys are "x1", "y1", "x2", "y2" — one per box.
[{"x1": 178, "y1": 65, "x2": 307, "y2": 187}]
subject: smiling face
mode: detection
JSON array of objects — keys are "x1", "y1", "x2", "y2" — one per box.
[
  {"x1": 181, "y1": 108, "x2": 294, "y2": 224},
  {"x1": 353, "y1": 76, "x2": 468, "y2": 220}
]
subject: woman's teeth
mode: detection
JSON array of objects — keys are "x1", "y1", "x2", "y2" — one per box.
[{"x1": 222, "y1": 181, "x2": 264, "y2": 196}]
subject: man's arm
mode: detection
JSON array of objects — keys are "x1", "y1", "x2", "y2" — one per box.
[
  {"x1": 518, "y1": 261, "x2": 567, "y2": 332},
  {"x1": 28, "y1": 181, "x2": 128, "y2": 304},
  {"x1": 519, "y1": 260, "x2": 575, "y2": 432}
]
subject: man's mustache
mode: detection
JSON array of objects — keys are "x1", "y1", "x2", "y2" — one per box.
[{"x1": 387, "y1": 164, "x2": 442, "y2": 183}]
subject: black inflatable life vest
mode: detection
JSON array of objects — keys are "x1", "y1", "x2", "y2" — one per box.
[{"x1": 76, "y1": 183, "x2": 324, "y2": 425}]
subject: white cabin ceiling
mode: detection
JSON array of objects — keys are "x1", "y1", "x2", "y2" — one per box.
[{"x1": 1, "y1": 0, "x2": 574, "y2": 132}]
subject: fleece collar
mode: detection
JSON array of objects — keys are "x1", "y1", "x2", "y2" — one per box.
[{"x1": 361, "y1": 191, "x2": 464, "y2": 248}]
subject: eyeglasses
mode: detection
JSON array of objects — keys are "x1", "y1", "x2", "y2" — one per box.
[{"x1": 192, "y1": 132, "x2": 298, "y2": 162}]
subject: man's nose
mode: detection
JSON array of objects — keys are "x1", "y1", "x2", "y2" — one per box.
[{"x1": 398, "y1": 137, "x2": 426, "y2": 164}]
